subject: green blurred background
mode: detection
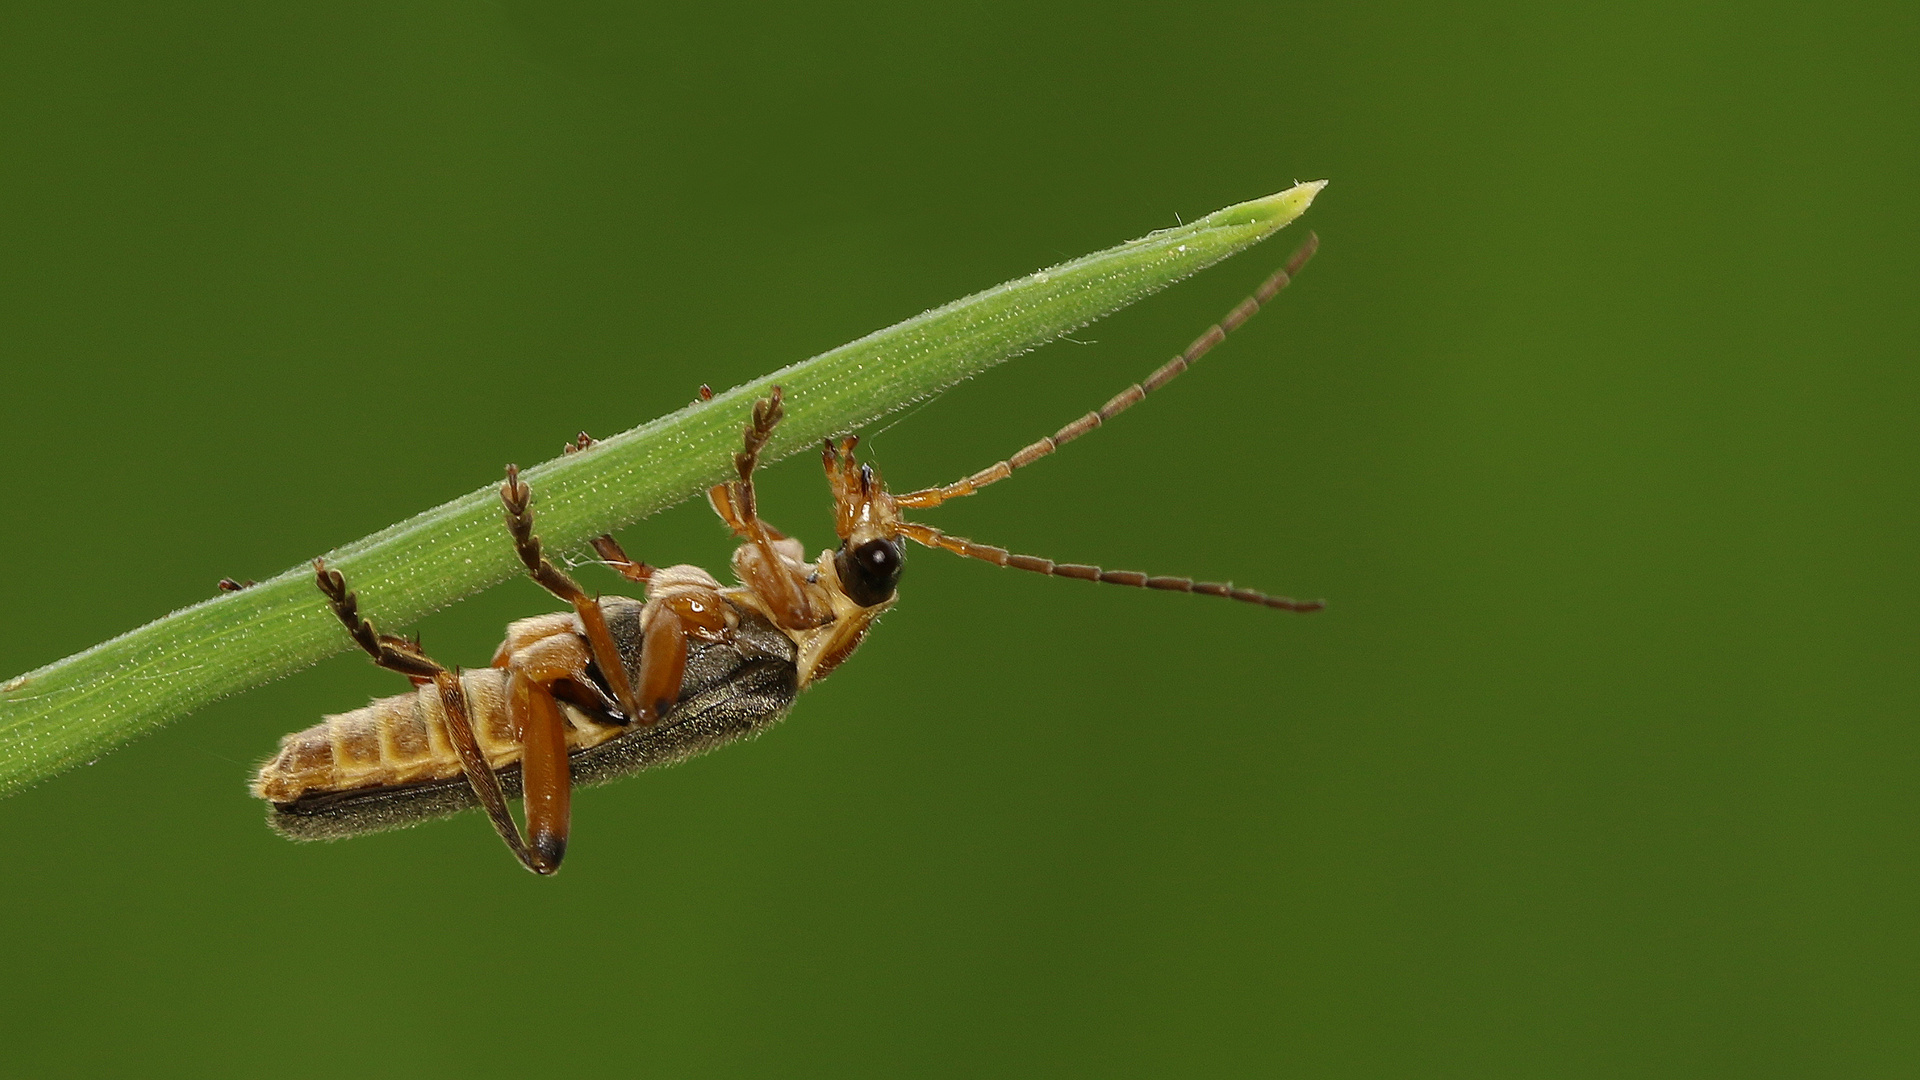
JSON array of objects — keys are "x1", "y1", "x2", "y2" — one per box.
[{"x1": 1, "y1": 1, "x2": 1913, "y2": 1075}]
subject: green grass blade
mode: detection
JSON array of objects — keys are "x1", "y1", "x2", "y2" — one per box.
[{"x1": 0, "y1": 181, "x2": 1324, "y2": 796}]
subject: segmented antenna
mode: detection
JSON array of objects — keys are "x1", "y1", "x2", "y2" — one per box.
[
  {"x1": 894, "y1": 232, "x2": 1319, "y2": 510},
  {"x1": 895, "y1": 522, "x2": 1325, "y2": 612}
]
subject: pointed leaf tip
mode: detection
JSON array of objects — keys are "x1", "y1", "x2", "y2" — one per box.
[{"x1": 1200, "y1": 179, "x2": 1330, "y2": 234}]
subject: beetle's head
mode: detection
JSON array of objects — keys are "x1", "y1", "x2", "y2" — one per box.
[
  {"x1": 807, "y1": 230, "x2": 1330, "y2": 620},
  {"x1": 822, "y1": 437, "x2": 905, "y2": 608}
]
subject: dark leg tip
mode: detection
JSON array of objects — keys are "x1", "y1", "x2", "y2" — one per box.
[{"x1": 531, "y1": 832, "x2": 567, "y2": 875}]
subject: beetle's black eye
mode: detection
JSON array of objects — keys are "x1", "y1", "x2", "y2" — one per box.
[{"x1": 835, "y1": 538, "x2": 903, "y2": 607}]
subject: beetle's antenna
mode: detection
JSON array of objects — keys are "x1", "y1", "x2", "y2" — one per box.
[
  {"x1": 895, "y1": 522, "x2": 1324, "y2": 612},
  {"x1": 893, "y1": 232, "x2": 1319, "y2": 511}
]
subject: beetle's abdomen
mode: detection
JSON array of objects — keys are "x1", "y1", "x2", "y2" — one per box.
[
  {"x1": 262, "y1": 609, "x2": 803, "y2": 841},
  {"x1": 252, "y1": 670, "x2": 524, "y2": 804}
]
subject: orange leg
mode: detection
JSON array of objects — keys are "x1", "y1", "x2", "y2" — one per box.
[
  {"x1": 562, "y1": 432, "x2": 658, "y2": 587},
  {"x1": 821, "y1": 436, "x2": 862, "y2": 538},
  {"x1": 502, "y1": 631, "x2": 598, "y2": 874},
  {"x1": 515, "y1": 678, "x2": 570, "y2": 872},
  {"x1": 315, "y1": 559, "x2": 542, "y2": 872},
  {"x1": 434, "y1": 670, "x2": 541, "y2": 873},
  {"x1": 501, "y1": 465, "x2": 643, "y2": 721},
  {"x1": 729, "y1": 541, "x2": 822, "y2": 630},
  {"x1": 315, "y1": 559, "x2": 441, "y2": 685},
  {"x1": 591, "y1": 533, "x2": 655, "y2": 586},
  {"x1": 498, "y1": 585, "x2": 703, "y2": 733},
  {"x1": 499, "y1": 626, "x2": 661, "y2": 874},
  {"x1": 707, "y1": 387, "x2": 821, "y2": 630},
  {"x1": 634, "y1": 605, "x2": 689, "y2": 724}
]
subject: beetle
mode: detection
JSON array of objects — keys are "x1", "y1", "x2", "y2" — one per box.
[{"x1": 252, "y1": 233, "x2": 1325, "y2": 874}]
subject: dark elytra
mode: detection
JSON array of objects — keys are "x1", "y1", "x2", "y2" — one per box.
[{"x1": 267, "y1": 601, "x2": 799, "y2": 842}]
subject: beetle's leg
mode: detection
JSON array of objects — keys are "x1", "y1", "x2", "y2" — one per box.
[
  {"x1": 513, "y1": 678, "x2": 570, "y2": 873},
  {"x1": 706, "y1": 387, "x2": 821, "y2": 629},
  {"x1": 820, "y1": 435, "x2": 901, "y2": 546},
  {"x1": 895, "y1": 234, "x2": 1318, "y2": 511},
  {"x1": 491, "y1": 612, "x2": 623, "y2": 719},
  {"x1": 503, "y1": 631, "x2": 605, "y2": 874},
  {"x1": 634, "y1": 601, "x2": 689, "y2": 725},
  {"x1": 706, "y1": 386, "x2": 783, "y2": 535},
  {"x1": 311, "y1": 560, "x2": 541, "y2": 869},
  {"x1": 500, "y1": 465, "x2": 643, "y2": 721},
  {"x1": 622, "y1": 583, "x2": 731, "y2": 723},
  {"x1": 590, "y1": 534, "x2": 655, "y2": 586},
  {"x1": 552, "y1": 431, "x2": 659, "y2": 586},
  {"x1": 820, "y1": 436, "x2": 858, "y2": 539},
  {"x1": 728, "y1": 538, "x2": 823, "y2": 630},
  {"x1": 315, "y1": 559, "x2": 441, "y2": 685},
  {"x1": 895, "y1": 521, "x2": 1325, "y2": 612},
  {"x1": 432, "y1": 670, "x2": 543, "y2": 874}
]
